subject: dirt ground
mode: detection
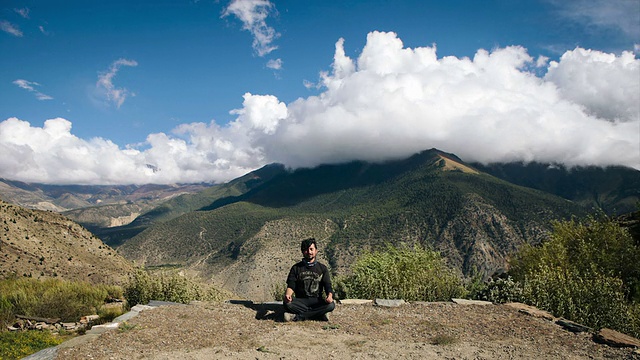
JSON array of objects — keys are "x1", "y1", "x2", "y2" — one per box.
[{"x1": 56, "y1": 301, "x2": 638, "y2": 360}]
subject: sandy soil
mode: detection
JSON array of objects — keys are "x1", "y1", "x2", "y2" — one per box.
[{"x1": 56, "y1": 301, "x2": 638, "y2": 360}]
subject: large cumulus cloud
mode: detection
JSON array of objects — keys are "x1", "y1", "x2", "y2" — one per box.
[{"x1": 1, "y1": 31, "x2": 638, "y2": 185}]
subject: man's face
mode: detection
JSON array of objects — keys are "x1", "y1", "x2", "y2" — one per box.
[{"x1": 302, "y1": 243, "x2": 317, "y2": 262}]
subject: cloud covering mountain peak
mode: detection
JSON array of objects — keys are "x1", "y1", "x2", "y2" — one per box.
[{"x1": 1, "y1": 32, "x2": 638, "y2": 185}]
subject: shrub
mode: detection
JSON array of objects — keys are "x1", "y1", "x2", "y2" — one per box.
[
  {"x1": 336, "y1": 245, "x2": 465, "y2": 301},
  {"x1": 471, "y1": 275, "x2": 524, "y2": 304},
  {"x1": 509, "y1": 214, "x2": 640, "y2": 338},
  {"x1": 123, "y1": 268, "x2": 228, "y2": 306}
]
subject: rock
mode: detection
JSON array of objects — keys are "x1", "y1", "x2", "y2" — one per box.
[
  {"x1": 504, "y1": 302, "x2": 555, "y2": 321},
  {"x1": 339, "y1": 299, "x2": 373, "y2": 305},
  {"x1": 555, "y1": 318, "x2": 593, "y2": 333},
  {"x1": 80, "y1": 315, "x2": 100, "y2": 323},
  {"x1": 86, "y1": 323, "x2": 119, "y2": 335},
  {"x1": 451, "y1": 298, "x2": 493, "y2": 306},
  {"x1": 130, "y1": 304, "x2": 156, "y2": 312},
  {"x1": 62, "y1": 322, "x2": 77, "y2": 331},
  {"x1": 374, "y1": 299, "x2": 405, "y2": 307},
  {"x1": 147, "y1": 300, "x2": 185, "y2": 307},
  {"x1": 594, "y1": 328, "x2": 640, "y2": 348}
]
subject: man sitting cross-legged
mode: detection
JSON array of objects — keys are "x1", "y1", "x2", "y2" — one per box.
[{"x1": 283, "y1": 238, "x2": 335, "y2": 322}]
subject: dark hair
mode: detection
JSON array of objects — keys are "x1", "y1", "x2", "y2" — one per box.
[{"x1": 300, "y1": 238, "x2": 317, "y2": 252}]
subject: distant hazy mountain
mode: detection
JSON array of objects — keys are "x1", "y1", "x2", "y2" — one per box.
[
  {"x1": 0, "y1": 179, "x2": 213, "y2": 239},
  {"x1": 117, "y1": 149, "x2": 586, "y2": 301},
  {"x1": 471, "y1": 162, "x2": 639, "y2": 215},
  {"x1": 92, "y1": 164, "x2": 285, "y2": 247},
  {"x1": 0, "y1": 199, "x2": 133, "y2": 284}
]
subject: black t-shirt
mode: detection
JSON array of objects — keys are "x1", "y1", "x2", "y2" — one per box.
[{"x1": 286, "y1": 260, "x2": 333, "y2": 299}]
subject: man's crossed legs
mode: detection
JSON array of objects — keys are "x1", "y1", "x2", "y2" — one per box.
[{"x1": 283, "y1": 297, "x2": 335, "y2": 321}]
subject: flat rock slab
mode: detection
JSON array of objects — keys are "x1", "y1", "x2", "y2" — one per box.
[
  {"x1": 451, "y1": 298, "x2": 493, "y2": 306},
  {"x1": 57, "y1": 333, "x2": 101, "y2": 348},
  {"x1": 556, "y1": 318, "x2": 593, "y2": 333},
  {"x1": 374, "y1": 299, "x2": 405, "y2": 307},
  {"x1": 504, "y1": 302, "x2": 555, "y2": 321},
  {"x1": 147, "y1": 300, "x2": 186, "y2": 307},
  {"x1": 339, "y1": 299, "x2": 373, "y2": 305},
  {"x1": 594, "y1": 328, "x2": 640, "y2": 348},
  {"x1": 86, "y1": 323, "x2": 119, "y2": 335}
]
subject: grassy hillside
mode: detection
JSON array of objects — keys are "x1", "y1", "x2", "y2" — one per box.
[{"x1": 118, "y1": 149, "x2": 586, "y2": 300}]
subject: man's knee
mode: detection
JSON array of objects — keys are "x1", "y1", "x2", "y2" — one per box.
[
  {"x1": 326, "y1": 301, "x2": 335, "y2": 312},
  {"x1": 283, "y1": 301, "x2": 295, "y2": 313}
]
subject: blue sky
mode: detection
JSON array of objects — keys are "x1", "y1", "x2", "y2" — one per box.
[{"x1": 1, "y1": 0, "x2": 639, "y2": 184}]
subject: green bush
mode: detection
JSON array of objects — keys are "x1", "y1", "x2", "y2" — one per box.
[
  {"x1": 0, "y1": 331, "x2": 63, "y2": 360},
  {"x1": 336, "y1": 245, "x2": 465, "y2": 301},
  {"x1": 509, "y1": 214, "x2": 640, "y2": 338},
  {"x1": 471, "y1": 276, "x2": 524, "y2": 304},
  {"x1": 123, "y1": 268, "x2": 228, "y2": 306}
]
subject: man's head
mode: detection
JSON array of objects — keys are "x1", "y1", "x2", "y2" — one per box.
[{"x1": 300, "y1": 238, "x2": 318, "y2": 262}]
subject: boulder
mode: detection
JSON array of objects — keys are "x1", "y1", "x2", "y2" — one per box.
[{"x1": 594, "y1": 328, "x2": 640, "y2": 348}]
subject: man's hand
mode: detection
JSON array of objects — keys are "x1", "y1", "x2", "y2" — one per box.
[
  {"x1": 284, "y1": 288, "x2": 294, "y2": 304},
  {"x1": 325, "y1": 292, "x2": 334, "y2": 303}
]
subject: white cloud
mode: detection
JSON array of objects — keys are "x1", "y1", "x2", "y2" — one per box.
[
  {"x1": 14, "y1": 8, "x2": 30, "y2": 19},
  {"x1": 1, "y1": 32, "x2": 638, "y2": 185},
  {"x1": 1, "y1": 20, "x2": 23, "y2": 37},
  {"x1": 96, "y1": 59, "x2": 138, "y2": 108},
  {"x1": 13, "y1": 79, "x2": 53, "y2": 100},
  {"x1": 222, "y1": 0, "x2": 279, "y2": 57},
  {"x1": 545, "y1": 48, "x2": 639, "y2": 121},
  {"x1": 256, "y1": 32, "x2": 638, "y2": 170},
  {"x1": 550, "y1": 0, "x2": 640, "y2": 39},
  {"x1": 266, "y1": 58, "x2": 282, "y2": 70}
]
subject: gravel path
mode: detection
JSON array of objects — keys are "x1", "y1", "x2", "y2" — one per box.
[{"x1": 56, "y1": 301, "x2": 638, "y2": 359}]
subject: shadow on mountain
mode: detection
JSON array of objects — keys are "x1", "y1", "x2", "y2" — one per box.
[{"x1": 199, "y1": 149, "x2": 450, "y2": 211}]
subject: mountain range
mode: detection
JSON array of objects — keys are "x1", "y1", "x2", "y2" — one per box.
[{"x1": 0, "y1": 148, "x2": 638, "y2": 301}]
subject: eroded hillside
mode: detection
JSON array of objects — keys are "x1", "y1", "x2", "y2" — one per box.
[{"x1": 0, "y1": 199, "x2": 133, "y2": 284}]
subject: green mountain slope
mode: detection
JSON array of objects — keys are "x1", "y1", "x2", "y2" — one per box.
[
  {"x1": 118, "y1": 149, "x2": 586, "y2": 300},
  {"x1": 94, "y1": 164, "x2": 285, "y2": 247},
  {"x1": 471, "y1": 162, "x2": 640, "y2": 214}
]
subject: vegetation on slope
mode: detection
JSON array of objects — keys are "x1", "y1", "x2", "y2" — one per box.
[
  {"x1": 335, "y1": 245, "x2": 465, "y2": 301},
  {"x1": 0, "y1": 278, "x2": 123, "y2": 328},
  {"x1": 474, "y1": 213, "x2": 640, "y2": 338},
  {"x1": 472, "y1": 162, "x2": 640, "y2": 215},
  {"x1": 335, "y1": 213, "x2": 639, "y2": 338}
]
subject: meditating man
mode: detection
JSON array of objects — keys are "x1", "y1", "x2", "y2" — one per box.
[{"x1": 283, "y1": 238, "x2": 335, "y2": 321}]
